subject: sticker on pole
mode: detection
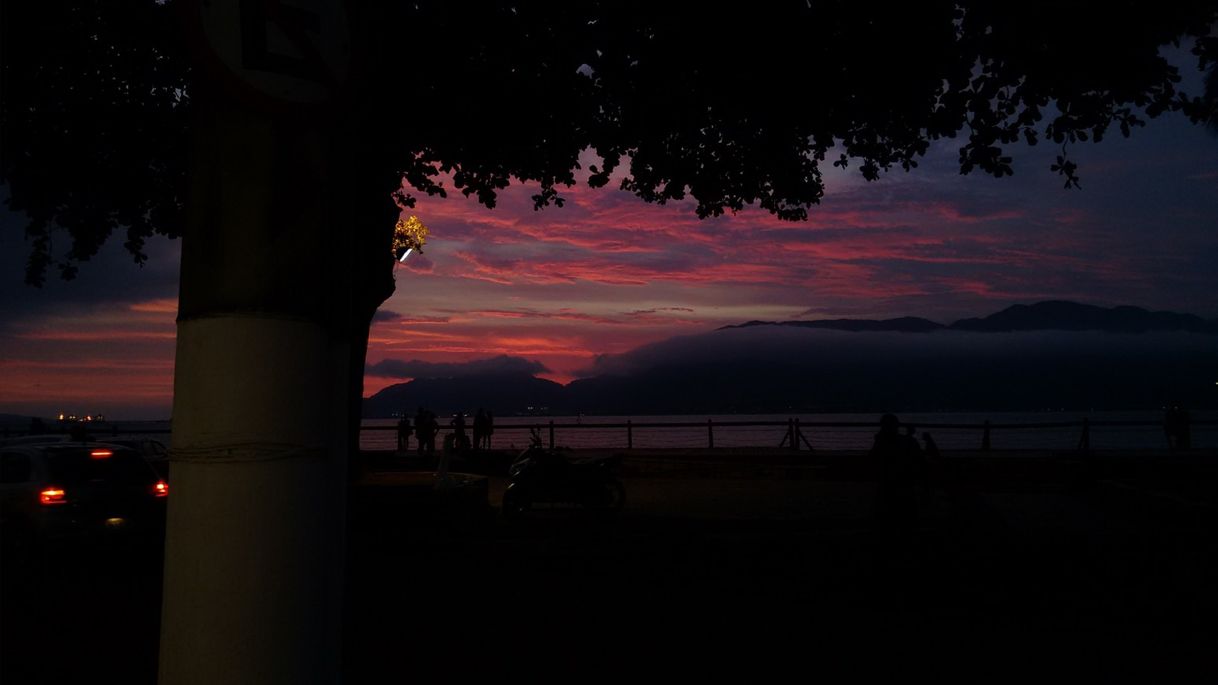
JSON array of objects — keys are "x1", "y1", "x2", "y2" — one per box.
[{"x1": 198, "y1": 0, "x2": 351, "y2": 105}]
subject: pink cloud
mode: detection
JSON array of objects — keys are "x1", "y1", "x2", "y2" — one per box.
[
  {"x1": 16, "y1": 330, "x2": 177, "y2": 342},
  {"x1": 9, "y1": 134, "x2": 1213, "y2": 418}
]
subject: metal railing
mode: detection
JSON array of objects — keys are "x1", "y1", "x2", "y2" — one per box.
[
  {"x1": 6, "y1": 418, "x2": 1213, "y2": 453},
  {"x1": 359, "y1": 418, "x2": 1218, "y2": 453}
]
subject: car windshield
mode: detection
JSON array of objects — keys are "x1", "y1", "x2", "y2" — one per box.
[{"x1": 45, "y1": 447, "x2": 155, "y2": 486}]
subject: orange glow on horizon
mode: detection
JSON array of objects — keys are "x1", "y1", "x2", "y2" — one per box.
[{"x1": 129, "y1": 298, "x2": 179, "y2": 314}]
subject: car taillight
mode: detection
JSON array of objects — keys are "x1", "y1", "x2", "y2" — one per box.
[
  {"x1": 40, "y1": 487, "x2": 67, "y2": 505},
  {"x1": 153, "y1": 480, "x2": 169, "y2": 498},
  {"x1": 90, "y1": 449, "x2": 113, "y2": 459}
]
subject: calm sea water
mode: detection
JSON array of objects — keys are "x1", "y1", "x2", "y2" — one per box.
[{"x1": 358, "y1": 410, "x2": 1218, "y2": 452}]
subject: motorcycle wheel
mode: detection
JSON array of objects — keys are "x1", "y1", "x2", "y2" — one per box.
[{"x1": 501, "y1": 488, "x2": 530, "y2": 519}]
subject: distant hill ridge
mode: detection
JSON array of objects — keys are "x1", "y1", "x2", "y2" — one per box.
[
  {"x1": 722, "y1": 300, "x2": 1218, "y2": 334},
  {"x1": 364, "y1": 299, "x2": 1218, "y2": 417},
  {"x1": 365, "y1": 374, "x2": 565, "y2": 418}
]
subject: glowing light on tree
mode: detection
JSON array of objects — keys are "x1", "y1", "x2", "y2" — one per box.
[{"x1": 392, "y1": 215, "x2": 429, "y2": 261}]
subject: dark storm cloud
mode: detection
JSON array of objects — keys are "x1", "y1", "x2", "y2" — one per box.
[
  {"x1": 366, "y1": 354, "x2": 550, "y2": 379},
  {"x1": 582, "y1": 326, "x2": 1218, "y2": 378},
  {"x1": 569, "y1": 325, "x2": 1218, "y2": 411}
]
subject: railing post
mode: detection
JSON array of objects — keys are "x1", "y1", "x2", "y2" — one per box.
[
  {"x1": 707, "y1": 419, "x2": 714, "y2": 449},
  {"x1": 981, "y1": 420, "x2": 991, "y2": 451},
  {"x1": 627, "y1": 420, "x2": 633, "y2": 449},
  {"x1": 792, "y1": 418, "x2": 801, "y2": 451},
  {"x1": 1077, "y1": 418, "x2": 1090, "y2": 453},
  {"x1": 548, "y1": 420, "x2": 555, "y2": 450},
  {"x1": 799, "y1": 423, "x2": 814, "y2": 452}
]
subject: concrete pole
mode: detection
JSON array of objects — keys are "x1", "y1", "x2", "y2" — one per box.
[
  {"x1": 159, "y1": 4, "x2": 402, "y2": 681},
  {"x1": 158, "y1": 92, "x2": 354, "y2": 684}
]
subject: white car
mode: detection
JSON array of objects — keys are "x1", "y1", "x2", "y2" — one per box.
[{"x1": 0, "y1": 442, "x2": 169, "y2": 556}]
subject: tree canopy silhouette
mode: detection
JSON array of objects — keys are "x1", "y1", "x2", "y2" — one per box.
[
  {"x1": 2, "y1": 1, "x2": 1216, "y2": 284},
  {"x1": 6, "y1": 4, "x2": 1218, "y2": 682}
]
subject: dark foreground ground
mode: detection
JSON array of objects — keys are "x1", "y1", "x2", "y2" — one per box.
[{"x1": 4, "y1": 450, "x2": 1217, "y2": 682}]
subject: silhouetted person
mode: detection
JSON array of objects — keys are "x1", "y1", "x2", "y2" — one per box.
[
  {"x1": 900, "y1": 422, "x2": 922, "y2": 460},
  {"x1": 923, "y1": 429, "x2": 995, "y2": 540},
  {"x1": 416, "y1": 408, "x2": 436, "y2": 455},
  {"x1": 396, "y1": 412, "x2": 413, "y2": 452},
  {"x1": 446, "y1": 412, "x2": 470, "y2": 453},
  {"x1": 484, "y1": 411, "x2": 494, "y2": 449},
  {"x1": 922, "y1": 431, "x2": 942, "y2": 466},
  {"x1": 1173, "y1": 406, "x2": 1192, "y2": 450},
  {"x1": 1164, "y1": 405, "x2": 1192, "y2": 450},
  {"x1": 1179, "y1": 407, "x2": 1193, "y2": 449},
  {"x1": 922, "y1": 429, "x2": 951, "y2": 500},
  {"x1": 1164, "y1": 406, "x2": 1176, "y2": 449},
  {"x1": 415, "y1": 408, "x2": 427, "y2": 454},
  {"x1": 472, "y1": 409, "x2": 488, "y2": 452},
  {"x1": 427, "y1": 411, "x2": 439, "y2": 454},
  {"x1": 870, "y1": 414, "x2": 926, "y2": 537}
]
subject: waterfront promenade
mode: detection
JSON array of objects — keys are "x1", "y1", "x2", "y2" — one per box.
[
  {"x1": 3, "y1": 446, "x2": 1215, "y2": 682},
  {"x1": 343, "y1": 446, "x2": 1218, "y2": 678}
]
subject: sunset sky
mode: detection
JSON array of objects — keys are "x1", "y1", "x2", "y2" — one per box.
[{"x1": 2, "y1": 98, "x2": 1217, "y2": 419}]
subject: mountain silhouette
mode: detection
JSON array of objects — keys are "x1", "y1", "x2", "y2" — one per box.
[
  {"x1": 364, "y1": 301, "x2": 1218, "y2": 416},
  {"x1": 0, "y1": 413, "x2": 40, "y2": 427},
  {"x1": 363, "y1": 374, "x2": 565, "y2": 418},
  {"x1": 724, "y1": 300, "x2": 1218, "y2": 335},
  {"x1": 948, "y1": 301, "x2": 1218, "y2": 333},
  {"x1": 722, "y1": 316, "x2": 944, "y2": 333}
]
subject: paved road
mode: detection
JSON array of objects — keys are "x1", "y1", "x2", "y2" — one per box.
[
  {"x1": 345, "y1": 472, "x2": 1218, "y2": 680},
  {"x1": 4, "y1": 465, "x2": 1216, "y2": 682}
]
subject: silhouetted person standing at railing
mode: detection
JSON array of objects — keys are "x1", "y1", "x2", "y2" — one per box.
[
  {"x1": 923, "y1": 429, "x2": 955, "y2": 502},
  {"x1": 870, "y1": 414, "x2": 927, "y2": 538},
  {"x1": 1164, "y1": 405, "x2": 1192, "y2": 451},
  {"x1": 446, "y1": 412, "x2": 470, "y2": 453},
  {"x1": 415, "y1": 408, "x2": 427, "y2": 454},
  {"x1": 396, "y1": 412, "x2": 413, "y2": 452},
  {"x1": 426, "y1": 411, "x2": 440, "y2": 454},
  {"x1": 484, "y1": 411, "x2": 495, "y2": 449},
  {"x1": 1179, "y1": 407, "x2": 1193, "y2": 449},
  {"x1": 922, "y1": 428, "x2": 1000, "y2": 542},
  {"x1": 473, "y1": 409, "x2": 488, "y2": 452},
  {"x1": 416, "y1": 407, "x2": 437, "y2": 455},
  {"x1": 922, "y1": 431, "x2": 941, "y2": 466}
]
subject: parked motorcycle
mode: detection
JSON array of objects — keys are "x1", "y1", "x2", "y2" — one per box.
[{"x1": 501, "y1": 439, "x2": 625, "y2": 518}]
